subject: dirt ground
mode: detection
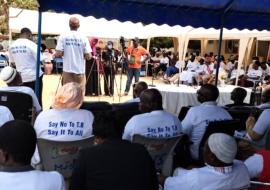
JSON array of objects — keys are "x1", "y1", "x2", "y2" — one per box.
[{"x1": 41, "y1": 73, "x2": 164, "y2": 110}]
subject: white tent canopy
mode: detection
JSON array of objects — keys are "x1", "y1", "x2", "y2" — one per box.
[{"x1": 9, "y1": 7, "x2": 147, "y2": 39}]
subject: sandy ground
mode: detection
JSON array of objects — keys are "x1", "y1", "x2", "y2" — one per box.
[{"x1": 41, "y1": 73, "x2": 163, "y2": 110}]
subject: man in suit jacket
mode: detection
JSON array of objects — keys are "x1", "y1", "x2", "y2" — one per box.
[{"x1": 70, "y1": 112, "x2": 158, "y2": 190}]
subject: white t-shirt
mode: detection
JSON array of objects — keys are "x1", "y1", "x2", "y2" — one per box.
[
  {"x1": 202, "y1": 63, "x2": 214, "y2": 75},
  {"x1": 247, "y1": 68, "x2": 262, "y2": 79},
  {"x1": 230, "y1": 69, "x2": 245, "y2": 79},
  {"x1": 244, "y1": 153, "x2": 264, "y2": 179},
  {"x1": 0, "y1": 86, "x2": 41, "y2": 112},
  {"x1": 122, "y1": 110, "x2": 182, "y2": 141},
  {"x1": 34, "y1": 108, "x2": 94, "y2": 140},
  {"x1": 0, "y1": 106, "x2": 14, "y2": 126},
  {"x1": 0, "y1": 170, "x2": 65, "y2": 190},
  {"x1": 33, "y1": 108, "x2": 94, "y2": 164},
  {"x1": 248, "y1": 109, "x2": 270, "y2": 147},
  {"x1": 186, "y1": 61, "x2": 198, "y2": 72},
  {"x1": 160, "y1": 57, "x2": 170, "y2": 66},
  {"x1": 195, "y1": 64, "x2": 204, "y2": 74},
  {"x1": 182, "y1": 101, "x2": 232, "y2": 160},
  {"x1": 9, "y1": 39, "x2": 43, "y2": 82},
  {"x1": 56, "y1": 31, "x2": 92, "y2": 74},
  {"x1": 260, "y1": 65, "x2": 270, "y2": 77},
  {"x1": 164, "y1": 160, "x2": 250, "y2": 190}
]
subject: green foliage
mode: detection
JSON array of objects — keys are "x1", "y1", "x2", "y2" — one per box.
[
  {"x1": 0, "y1": 0, "x2": 38, "y2": 34},
  {"x1": 9, "y1": 0, "x2": 38, "y2": 10},
  {"x1": 141, "y1": 37, "x2": 174, "y2": 49}
]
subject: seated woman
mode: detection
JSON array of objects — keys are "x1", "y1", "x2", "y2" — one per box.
[{"x1": 32, "y1": 82, "x2": 94, "y2": 164}]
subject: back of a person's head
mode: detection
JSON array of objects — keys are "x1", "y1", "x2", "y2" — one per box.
[
  {"x1": 262, "y1": 87, "x2": 270, "y2": 103},
  {"x1": 52, "y1": 82, "x2": 83, "y2": 109},
  {"x1": 204, "y1": 133, "x2": 237, "y2": 166},
  {"x1": 0, "y1": 66, "x2": 22, "y2": 86},
  {"x1": 190, "y1": 55, "x2": 196, "y2": 62},
  {"x1": 134, "y1": 81, "x2": 148, "y2": 98},
  {"x1": 197, "y1": 84, "x2": 219, "y2": 103},
  {"x1": 0, "y1": 120, "x2": 36, "y2": 165},
  {"x1": 20, "y1": 27, "x2": 32, "y2": 37},
  {"x1": 231, "y1": 87, "x2": 247, "y2": 103},
  {"x1": 69, "y1": 17, "x2": 80, "y2": 30},
  {"x1": 140, "y1": 88, "x2": 163, "y2": 112},
  {"x1": 92, "y1": 111, "x2": 118, "y2": 140}
]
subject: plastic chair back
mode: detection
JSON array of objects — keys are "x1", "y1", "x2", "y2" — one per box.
[
  {"x1": 0, "y1": 91, "x2": 33, "y2": 122},
  {"x1": 132, "y1": 134, "x2": 182, "y2": 176},
  {"x1": 37, "y1": 136, "x2": 94, "y2": 179},
  {"x1": 198, "y1": 120, "x2": 239, "y2": 163}
]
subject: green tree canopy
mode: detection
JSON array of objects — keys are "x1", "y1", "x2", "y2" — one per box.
[{"x1": 0, "y1": 0, "x2": 38, "y2": 34}]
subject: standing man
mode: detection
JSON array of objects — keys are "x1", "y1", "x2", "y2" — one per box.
[
  {"x1": 102, "y1": 41, "x2": 116, "y2": 96},
  {"x1": 124, "y1": 38, "x2": 150, "y2": 95},
  {"x1": 55, "y1": 17, "x2": 92, "y2": 94},
  {"x1": 9, "y1": 27, "x2": 43, "y2": 105}
]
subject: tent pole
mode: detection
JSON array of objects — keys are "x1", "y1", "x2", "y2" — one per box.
[
  {"x1": 215, "y1": 0, "x2": 235, "y2": 86},
  {"x1": 35, "y1": 9, "x2": 42, "y2": 98},
  {"x1": 255, "y1": 39, "x2": 258, "y2": 56},
  {"x1": 214, "y1": 16, "x2": 224, "y2": 86}
]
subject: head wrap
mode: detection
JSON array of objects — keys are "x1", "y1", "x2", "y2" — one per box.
[
  {"x1": 90, "y1": 37, "x2": 99, "y2": 56},
  {"x1": 208, "y1": 133, "x2": 237, "y2": 164},
  {"x1": 52, "y1": 82, "x2": 83, "y2": 109}
]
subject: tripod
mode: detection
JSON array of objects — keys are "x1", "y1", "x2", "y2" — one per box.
[
  {"x1": 85, "y1": 57, "x2": 101, "y2": 96},
  {"x1": 118, "y1": 46, "x2": 128, "y2": 102},
  {"x1": 149, "y1": 64, "x2": 156, "y2": 87}
]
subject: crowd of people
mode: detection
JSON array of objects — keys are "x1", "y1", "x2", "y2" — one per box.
[
  {"x1": 149, "y1": 50, "x2": 270, "y2": 89},
  {"x1": 0, "y1": 16, "x2": 270, "y2": 190}
]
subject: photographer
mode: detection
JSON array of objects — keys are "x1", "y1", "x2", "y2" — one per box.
[
  {"x1": 102, "y1": 41, "x2": 116, "y2": 96},
  {"x1": 124, "y1": 38, "x2": 150, "y2": 95}
]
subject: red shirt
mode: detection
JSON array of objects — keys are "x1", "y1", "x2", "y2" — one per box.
[{"x1": 257, "y1": 150, "x2": 270, "y2": 190}]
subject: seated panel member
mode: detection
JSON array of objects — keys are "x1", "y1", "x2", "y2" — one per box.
[
  {"x1": 122, "y1": 88, "x2": 182, "y2": 141},
  {"x1": 247, "y1": 60, "x2": 262, "y2": 80},
  {"x1": 179, "y1": 55, "x2": 198, "y2": 85}
]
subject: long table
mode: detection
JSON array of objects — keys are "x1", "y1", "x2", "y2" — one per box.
[{"x1": 153, "y1": 84, "x2": 251, "y2": 116}]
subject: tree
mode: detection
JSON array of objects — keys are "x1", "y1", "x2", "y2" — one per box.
[{"x1": 0, "y1": 0, "x2": 38, "y2": 34}]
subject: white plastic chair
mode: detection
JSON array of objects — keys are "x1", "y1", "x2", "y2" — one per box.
[{"x1": 132, "y1": 134, "x2": 183, "y2": 176}]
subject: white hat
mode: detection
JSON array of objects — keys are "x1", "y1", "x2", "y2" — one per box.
[
  {"x1": 0, "y1": 66, "x2": 17, "y2": 84},
  {"x1": 208, "y1": 133, "x2": 237, "y2": 164}
]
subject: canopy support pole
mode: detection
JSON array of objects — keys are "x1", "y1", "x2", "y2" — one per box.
[
  {"x1": 35, "y1": 9, "x2": 42, "y2": 98},
  {"x1": 215, "y1": 17, "x2": 225, "y2": 86},
  {"x1": 215, "y1": 0, "x2": 235, "y2": 86}
]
